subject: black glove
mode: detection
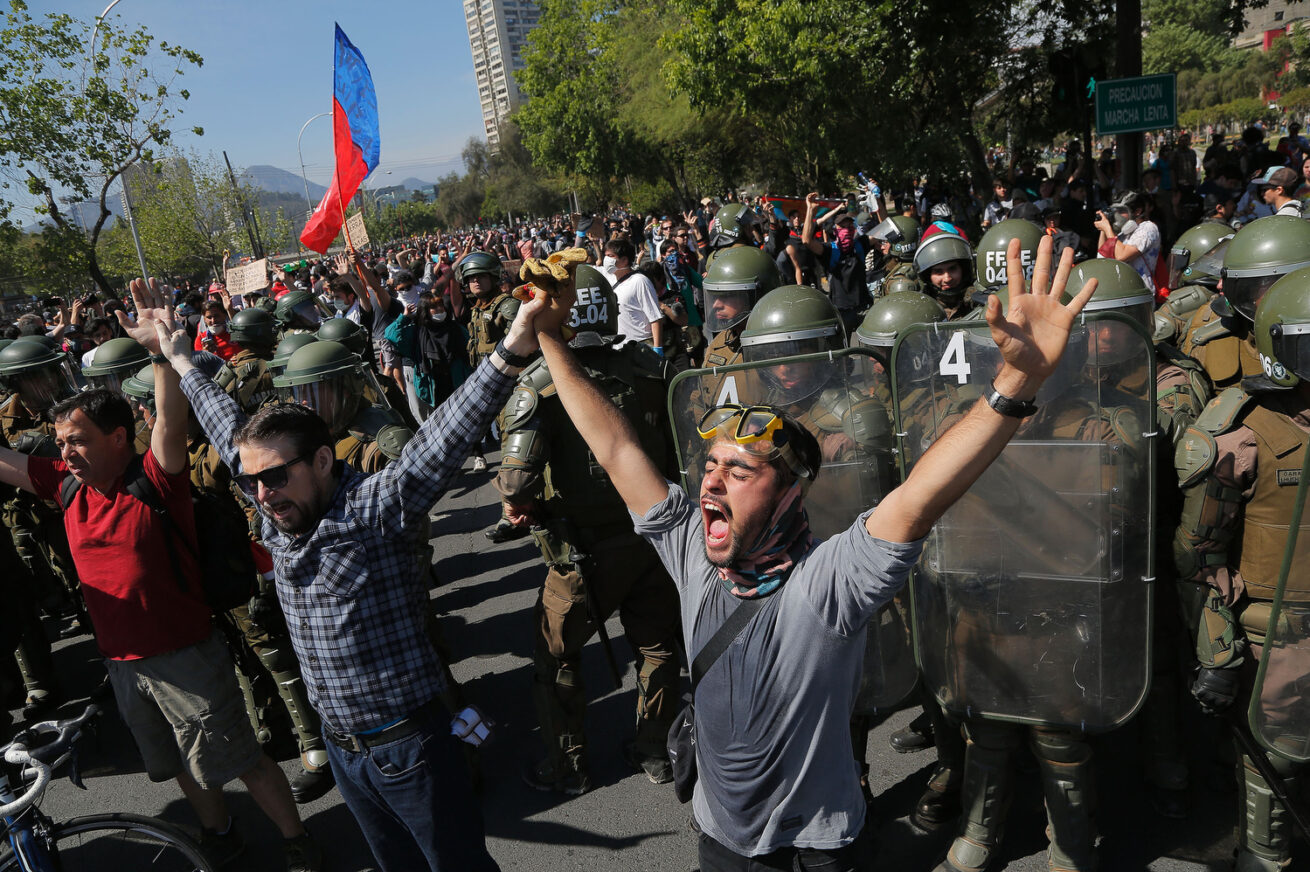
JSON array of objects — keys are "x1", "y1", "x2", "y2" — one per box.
[
  {"x1": 247, "y1": 591, "x2": 285, "y2": 635},
  {"x1": 1192, "y1": 666, "x2": 1242, "y2": 715}
]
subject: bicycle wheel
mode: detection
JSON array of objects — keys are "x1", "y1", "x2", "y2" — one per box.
[{"x1": 0, "y1": 812, "x2": 215, "y2": 872}]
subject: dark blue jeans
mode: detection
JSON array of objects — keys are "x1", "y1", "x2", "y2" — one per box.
[{"x1": 324, "y1": 704, "x2": 500, "y2": 872}]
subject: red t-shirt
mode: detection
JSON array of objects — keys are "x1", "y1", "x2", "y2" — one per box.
[
  {"x1": 29, "y1": 450, "x2": 212, "y2": 660},
  {"x1": 194, "y1": 329, "x2": 238, "y2": 361}
]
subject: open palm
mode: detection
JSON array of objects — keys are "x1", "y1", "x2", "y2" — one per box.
[{"x1": 985, "y1": 236, "x2": 1097, "y2": 382}]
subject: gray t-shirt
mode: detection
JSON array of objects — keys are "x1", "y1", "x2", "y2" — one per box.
[{"x1": 631, "y1": 482, "x2": 923, "y2": 856}]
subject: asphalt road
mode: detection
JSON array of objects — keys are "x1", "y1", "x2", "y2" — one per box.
[{"x1": 4, "y1": 449, "x2": 1306, "y2": 871}]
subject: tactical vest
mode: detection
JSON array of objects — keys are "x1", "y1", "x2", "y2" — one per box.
[
  {"x1": 702, "y1": 327, "x2": 742, "y2": 369},
  {"x1": 470, "y1": 293, "x2": 517, "y2": 363},
  {"x1": 1238, "y1": 403, "x2": 1310, "y2": 601},
  {"x1": 216, "y1": 350, "x2": 276, "y2": 414},
  {"x1": 0, "y1": 396, "x2": 55, "y2": 458}
]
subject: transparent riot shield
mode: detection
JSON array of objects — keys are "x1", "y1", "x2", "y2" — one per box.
[
  {"x1": 668, "y1": 349, "x2": 915, "y2": 711},
  {"x1": 1249, "y1": 447, "x2": 1310, "y2": 763},
  {"x1": 891, "y1": 313, "x2": 1156, "y2": 732}
]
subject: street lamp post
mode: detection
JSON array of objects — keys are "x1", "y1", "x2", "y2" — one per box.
[{"x1": 297, "y1": 112, "x2": 332, "y2": 223}]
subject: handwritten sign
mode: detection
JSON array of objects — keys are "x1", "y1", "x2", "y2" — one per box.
[
  {"x1": 345, "y1": 212, "x2": 370, "y2": 248},
  {"x1": 225, "y1": 258, "x2": 268, "y2": 296}
]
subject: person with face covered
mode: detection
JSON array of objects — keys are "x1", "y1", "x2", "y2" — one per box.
[
  {"x1": 387, "y1": 291, "x2": 473, "y2": 424},
  {"x1": 534, "y1": 236, "x2": 1098, "y2": 872},
  {"x1": 802, "y1": 192, "x2": 871, "y2": 333}
]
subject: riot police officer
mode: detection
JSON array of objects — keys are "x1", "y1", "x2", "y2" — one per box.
[
  {"x1": 1180, "y1": 216, "x2": 1310, "y2": 390},
  {"x1": 914, "y1": 223, "x2": 978, "y2": 320},
  {"x1": 970, "y1": 218, "x2": 1043, "y2": 303},
  {"x1": 269, "y1": 333, "x2": 318, "y2": 380},
  {"x1": 215, "y1": 307, "x2": 279, "y2": 414},
  {"x1": 274, "y1": 289, "x2": 324, "y2": 336},
  {"x1": 83, "y1": 337, "x2": 152, "y2": 453},
  {"x1": 1155, "y1": 230, "x2": 1230, "y2": 346},
  {"x1": 458, "y1": 251, "x2": 520, "y2": 473},
  {"x1": 0, "y1": 338, "x2": 84, "y2": 714},
  {"x1": 1174, "y1": 269, "x2": 1310, "y2": 871},
  {"x1": 493, "y1": 266, "x2": 682, "y2": 795},
  {"x1": 316, "y1": 316, "x2": 369, "y2": 358},
  {"x1": 868, "y1": 215, "x2": 923, "y2": 297},
  {"x1": 273, "y1": 341, "x2": 413, "y2": 473},
  {"x1": 693, "y1": 246, "x2": 784, "y2": 415},
  {"x1": 702, "y1": 202, "x2": 762, "y2": 272}
]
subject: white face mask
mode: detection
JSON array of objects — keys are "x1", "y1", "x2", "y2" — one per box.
[{"x1": 602, "y1": 256, "x2": 618, "y2": 269}]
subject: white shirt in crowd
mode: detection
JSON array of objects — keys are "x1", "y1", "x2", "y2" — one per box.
[{"x1": 612, "y1": 270, "x2": 661, "y2": 347}]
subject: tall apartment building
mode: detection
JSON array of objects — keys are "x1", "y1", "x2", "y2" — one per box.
[{"x1": 464, "y1": 0, "x2": 540, "y2": 151}]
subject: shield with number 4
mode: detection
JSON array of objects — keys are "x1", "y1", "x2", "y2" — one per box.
[
  {"x1": 669, "y1": 348, "x2": 915, "y2": 712},
  {"x1": 1249, "y1": 448, "x2": 1310, "y2": 763},
  {"x1": 891, "y1": 313, "x2": 1156, "y2": 731}
]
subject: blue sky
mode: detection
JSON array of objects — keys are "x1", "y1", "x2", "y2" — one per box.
[{"x1": 33, "y1": 0, "x2": 486, "y2": 188}]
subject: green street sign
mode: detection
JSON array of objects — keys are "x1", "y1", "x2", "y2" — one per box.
[{"x1": 1095, "y1": 73, "x2": 1177, "y2": 135}]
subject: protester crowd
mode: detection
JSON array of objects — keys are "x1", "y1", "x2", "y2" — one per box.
[{"x1": 0, "y1": 120, "x2": 1309, "y2": 872}]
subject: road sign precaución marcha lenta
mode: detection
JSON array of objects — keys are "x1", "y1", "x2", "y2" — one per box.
[{"x1": 1095, "y1": 73, "x2": 1177, "y2": 136}]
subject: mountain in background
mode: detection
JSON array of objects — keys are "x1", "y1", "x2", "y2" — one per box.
[
  {"x1": 245, "y1": 165, "x2": 326, "y2": 200},
  {"x1": 401, "y1": 177, "x2": 435, "y2": 191}
]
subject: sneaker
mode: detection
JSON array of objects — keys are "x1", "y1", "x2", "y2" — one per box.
[
  {"x1": 522, "y1": 758, "x2": 591, "y2": 796},
  {"x1": 289, "y1": 763, "x2": 335, "y2": 804},
  {"x1": 284, "y1": 831, "x2": 324, "y2": 872},
  {"x1": 622, "y1": 742, "x2": 674, "y2": 785},
  {"x1": 197, "y1": 822, "x2": 247, "y2": 869},
  {"x1": 471, "y1": 455, "x2": 488, "y2": 473}
]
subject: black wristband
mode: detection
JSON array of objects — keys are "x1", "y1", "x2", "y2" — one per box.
[
  {"x1": 150, "y1": 353, "x2": 169, "y2": 365},
  {"x1": 985, "y1": 380, "x2": 1038, "y2": 418},
  {"x1": 494, "y1": 341, "x2": 534, "y2": 368}
]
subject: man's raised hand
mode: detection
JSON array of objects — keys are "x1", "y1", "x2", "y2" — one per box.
[
  {"x1": 984, "y1": 236, "x2": 1097, "y2": 394},
  {"x1": 116, "y1": 278, "x2": 174, "y2": 354}
]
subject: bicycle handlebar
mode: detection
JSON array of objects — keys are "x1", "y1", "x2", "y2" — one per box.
[{"x1": 0, "y1": 704, "x2": 100, "y2": 819}]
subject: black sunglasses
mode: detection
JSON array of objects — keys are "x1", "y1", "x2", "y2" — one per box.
[{"x1": 234, "y1": 452, "x2": 313, "y2": 498}]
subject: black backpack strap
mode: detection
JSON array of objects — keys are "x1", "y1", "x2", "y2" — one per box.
[
  {"x1": 58, "y1": 474, "x2": 82, "y2": 510},
  {"x1": 690, "y1": 595, "x2": 767, "y2": 694},
  {"x1": 120, "y1": 455, "x2": 197, "y2": 596}
]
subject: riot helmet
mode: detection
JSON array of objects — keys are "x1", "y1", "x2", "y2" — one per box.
[
  {"x1": 974, "y1": 218, "x2": 1043, "y2": 292},
  {"x1": 1220, "y1": 215, "x2": 1310, "y2": 320},
  {"x1": 81, "y1": 337, "x2": 149, "y2": 394},
  {"x1": 316, "y1": 317, "x2": 368, "y2": 356},
  {"x1": 914, "y1": 223, "x2": 976, "y2": 307},
  {"x1": 1179, "y1": 237, "x2": 1231, "y2": 290},
  {"x1": 568, "y1": 264, "x2": 618, "y2": 336},
  {"x1": 121, "y1": 362, "x2": 156, "y2": 420},
  {"x1": 707, "y1": 203, "x2": 759, "y2": 250},
  {"x1": 272, "y1": 340, "x2": 386, "y2": 437},
  {"x1": 1168, "y1": 221, "x2": 1232, "y2": 291},
  {"x1": 269, "y1": 333, "x2": 319, "y2": 379},
  {"x1": 228, "y1": 307, "x2": 278, "y2": 355},
  {"x1": 853, "y1": 292, "x2": 947, "y2": 352},
  {"x1": 1254, "y1": 266, "x2": 1310, "y2": 387},
  {"x1": 454, "y1": 251, "x2": 501, "y2": 288},
  {"x1": 870, "y1": 215, "x2": 922, "y2": 259},
  {"x1": 702, "y1": 246, "x2": 784, "y2": 334},
  {"x1": 1068, "y1": 259, "x2": 1154, "y2": 366},
  {"x1": 740, "y1": 285, "x2": 845, "y2": 404},
  {"x1": 0, "y1": 338, "x2": 79, "y2": 412},
  {"x1": 274, "y1": 290, "x2": 323, "y2": 332}
]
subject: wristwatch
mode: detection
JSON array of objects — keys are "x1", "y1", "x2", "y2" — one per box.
[
  {"x1": 494, "y1": 341, "x2": 534, "y2": 368},
  {"x1": 984, "y1": 380, "x2": 1038, "y2": 418},
  {"x1": 149, "y1": 353, "x2": 169, "y2": 365}
]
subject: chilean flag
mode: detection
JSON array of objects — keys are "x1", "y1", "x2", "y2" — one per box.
[{"x1": 300, "y1": 24, "x2": 380, "y2": 253}]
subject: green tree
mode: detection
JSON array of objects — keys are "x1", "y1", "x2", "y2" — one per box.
[{"x1": 0, "y1": 0, "x2": 202, "y2": 294}]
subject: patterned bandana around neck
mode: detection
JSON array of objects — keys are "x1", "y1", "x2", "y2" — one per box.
[{"x1": 717, "y1": 482, "x2": 814, "y2": 598}]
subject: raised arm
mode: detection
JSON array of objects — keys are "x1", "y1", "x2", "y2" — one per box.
[
  {"x1": 115, "y1": 279, "x2": 190, "y2": 475},
  {"x1": 802, "y1": 192, "x2": 826, "y2": 256},
  {"x1": 867, "y1": 235, "x2": 1097, "y2": 543},
  {"x1": 535, "y1": 288, "x2": 669, "y2": 517}
]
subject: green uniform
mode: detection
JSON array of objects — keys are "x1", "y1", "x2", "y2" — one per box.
[
  {"x1": 215, "y1": 348, "x2": 277, "y2": 414},
  {"x1": 494, "y1": 335, "x2": 681, "y2": 787},
  {"x1": 468, "y1": 292, "x2": 520, "y2": 366}
]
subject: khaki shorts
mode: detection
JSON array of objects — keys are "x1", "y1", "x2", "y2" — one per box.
[{"x1": 106, "y1": 632, "x2": 263, "y2": 789}]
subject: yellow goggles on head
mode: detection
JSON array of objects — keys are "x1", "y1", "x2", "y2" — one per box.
[
  {"x1": 697, "y1": 404, "x2": 784, "y2": 445},
  {"x1": 697, "y1": 404, "x2": 814, "y2": 482}
]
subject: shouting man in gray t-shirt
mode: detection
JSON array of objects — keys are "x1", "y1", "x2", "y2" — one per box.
[{"x1": 525, "y1": 236, "x2": 1098, "y2": 872}]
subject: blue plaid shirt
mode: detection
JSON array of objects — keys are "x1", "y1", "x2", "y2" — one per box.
[{"x1": 181, "y1": 360, "x2": 515, "y2": 733}]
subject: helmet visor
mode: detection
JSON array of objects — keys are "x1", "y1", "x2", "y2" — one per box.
[
  {"x1": 1271, "y1": 321, "x2": 1310, "y2": 381},
  {"x1": 1167, "y1": 248, "x2": 1190, "y2": 291},
  {"x1": 15, "y1": 361, "x2": 78, "y2": 412},
  {"x1": 1182, "y1": 239, "x2": 1228, "y2": 288},
  {"x1": 279, "y1": 373, "x2": 357, "y2": 435},
  {"x1": 85, "y1": 372, "x2": 127, "y2": 394},
  {"x1": 293, "y1": 300, "x2": 323, "y2": 329},
  {"x1": 1085, "y1": 315, "x2": 1148, "y2": 367},
  {"x1": 704, "y1": 289, "x2": 753, "y2": 334},
  {"x1": 1222, "y1": 272, "x2": 1283, "y2": 320}
]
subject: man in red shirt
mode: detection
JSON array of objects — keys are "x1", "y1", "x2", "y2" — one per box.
[
  {"x1": 0, "y1": 279, "x2": 319, "y2": 872},
  {"x1": 194, "y1": 300, "x2": 238, "y2": 361}
]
